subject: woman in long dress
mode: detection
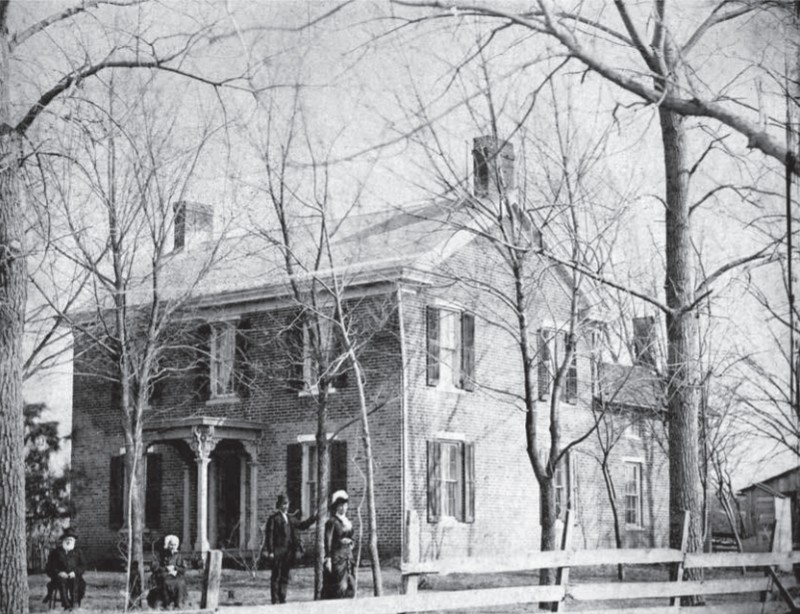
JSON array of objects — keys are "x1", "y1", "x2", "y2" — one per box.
[
  {"x1": 149, "y1": 534, "x2": 187, "y2": 609},
  {"x1": 322, "y1": 490, "x2": 355, "y2": 599}
]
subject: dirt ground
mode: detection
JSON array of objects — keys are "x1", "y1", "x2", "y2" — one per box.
[{"x1": 27, "y1": 564, "x2": 794, "y2": 613}]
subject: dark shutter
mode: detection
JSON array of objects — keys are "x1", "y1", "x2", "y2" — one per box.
[
  {"x1": 286, "y1": 443, "x2": 303, "y2": 514},
  {"x1": 330, "y1": 440, "x2": 348, "y2": 495},
  {"x1": 565, "y1": 335, "x2": 578, "y2": 403},
  {"x1": 537, "y1": 329, "x2": 551, "y2": 401},
  {"x1": 332, "y1": 308, "x2": 349, "y2": 389},
  {"x1": 149, "y1": 374, "x2": 166, "y2": 405},
  {"x1": 460, "y1": 313, "x2": 475, "y2": 391},
  {"x1": 464, "y1": 442, "x2": 475, "y2": 523},
  {"x1": 285, "y1": 316, "x2": 304, "y2": 391},
  {"x1": 426, "y1": 441, "x2": 441, "y2": 523},
  {"x1": 235, "y1": 317, "x2": 254, "y2": 398},
  {"x1": 426, "y1": 307, "x2": 440, "y2": 387},
  {"x1": 109, "y1": 455, "x2": 124, "y2": 529},
  {"x1": 145, "y1": 453, "x2": 162, "y2": 530},
  {"x1": 194, "y1": 324, "x2": 211, "y2": 401}
]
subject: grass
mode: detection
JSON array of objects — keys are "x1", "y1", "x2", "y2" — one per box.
[{"x1": 28, "y1": 563, "x2": 794, "y2": 612}]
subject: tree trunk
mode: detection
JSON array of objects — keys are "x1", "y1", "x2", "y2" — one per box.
[
  {"x1": 0, "y1": 8, "x2": 29, "y2": 611},
  {"x1": 601, "y1": 461, "x2": 625, "y2": 580},
  {"x1": 124, "y1": 432, "x2": 146, "y2": 609},
  {"x1": 660, "y1": 107, "x2": 704, "y2": 595},
  {"x1": 314, "y1": 407, "x2": 329, "y2": 600},
  {"x1": 351, "y1": 354, "x2": 383, "y2": 596}
]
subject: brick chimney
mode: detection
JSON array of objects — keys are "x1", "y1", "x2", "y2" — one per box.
[
  {"x1": 173, "y1": 201, "x2": 213, "y2": 251},
  {"x1": 472, "y1": 135, "x2": 515, "y2": 199},
  {"x1": 632, "y1": 316, "x2": 657, "y2": 367}
]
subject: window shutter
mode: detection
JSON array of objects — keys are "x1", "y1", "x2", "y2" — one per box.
[
  {"x1": 537, "y1": 329, "x2": 551, "y2": 400},
  {"x1": 558, "y1": 331, "x2": 578, "y2": 403},
  {"x1": 568, "y1": 452, "x2": 579, "y2": 513},
  {"x1": 427, "y1": 440, "x2": 441, "y2": 522},
  {"x1": 464, "y1": 442, "x2": 475, "y2": 523},
  {"x1": 426, "y1": 307, "x2": 440, "y2": 386},
  {"x1": 235, "y1": 317, "x2": 254, "y2": 398},
  {"x1": 332, "y1": 308, "x2": 349, "y2": 389},
  {"x1": 109, "y1": 455, "x2": 124, "y2": 529},
  {"x1": 330, "y1": 440, "x2": 348, "y2": 495},
  {"x1": 149, "y1": 373, "x2": 166, "y2": 406},
  {"x1": 194, "y1": 324, "x2": 211, "y2": 401},
  {"x1": 285, "y1": 316, "x2": 304, "y2": 391},
  {"x1": 460, "y1": 312, "x2": 475, "y2": 391},
  {"x1": 145, "y1": 453, "x2": 162, "y2": 530},
  {"x1": 286, "y1": 443, "x2": 303, "y2": 514}
]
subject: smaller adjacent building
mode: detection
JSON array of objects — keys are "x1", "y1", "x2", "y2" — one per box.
[{"x1": 739, "y1": 466, "x2": 800, "y2": 552}]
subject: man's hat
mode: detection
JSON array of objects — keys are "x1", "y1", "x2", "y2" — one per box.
[
  {"x1": 60, "y1": 527, "x2": 78, "y2": 541},
  {"x1": 276, "y1": 493, "x2": 288, "y2": 507}
]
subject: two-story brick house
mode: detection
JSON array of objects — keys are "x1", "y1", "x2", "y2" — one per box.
[{"x1": 70, "y1": 138, "x2": 668, "y2": 567}]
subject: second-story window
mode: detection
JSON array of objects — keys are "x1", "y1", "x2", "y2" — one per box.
[
  {"x1": 537, "y1": 328, "x2": 578, "y2": 403},
  {"x1": 426, "y1": 306, "x2": 475, "y2": 390},
  {"x1": 211, "y1": 321, "x2": 236, "y2": 398}
]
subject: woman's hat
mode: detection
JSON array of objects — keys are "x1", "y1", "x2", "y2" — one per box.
[
  {"x1": 330, "y1": 490, "x2": 349, "y2": 508},
  {"x1": 61, "y1": 527, "x2": 78, "y2": 541}
]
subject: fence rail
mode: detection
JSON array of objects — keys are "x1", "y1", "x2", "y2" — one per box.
[{"x1": 216, "y1": 510, "x2": 798, "y2": 614}]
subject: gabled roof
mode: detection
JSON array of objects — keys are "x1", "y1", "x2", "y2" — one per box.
[
  {"x1": 739, "y1": 481, "x2": 787, "y2": 499},
  {"x1": 594, "y1": 362, "x2": 663, "y2": 410},
  {"x1": 739, "y1": 465, "x2": 800, "y2": 495},
  {"x1": 148, "y1": 201, "x2": 478, "y2": 306}
]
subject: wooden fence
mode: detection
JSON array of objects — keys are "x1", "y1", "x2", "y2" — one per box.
[{"x1": 216, "y1": 510, "x2": 798, "y2": 614}]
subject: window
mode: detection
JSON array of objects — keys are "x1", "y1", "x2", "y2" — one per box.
[
  {"x1": 286, "y1": 440, "x2": 347, "y2": 516},
  {"x1": 537, "y1": 328, "x2": 578, "y2": 403},
  {"x1": 426, "y1": 439, "x2": 475, "y2": 523},
  {"x1": 426, "y1": 306, "x2": 475, "y2": 390},
  {"x1": 624, "y1": 462, "x2": 643, "y2": 526},
  {"x1": 108, "y1": 452, "x2": 162, "y2": 530},
  {"x1": 211, "y1": 322, "x2": 236, "y2": 398},
  {"x1": 286, "y1": 314, "x2": 348, "y2": 393},
  {"x1": 626, "y1": 419, "x2": 645, "y2": 440},
  {"x1": 541, "y1": 451, "x2": 578, "y2": 522}
]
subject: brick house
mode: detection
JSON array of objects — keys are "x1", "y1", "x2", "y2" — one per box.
[{"x1": 70, "y1": 138, "x2": 668, "y2": 566}]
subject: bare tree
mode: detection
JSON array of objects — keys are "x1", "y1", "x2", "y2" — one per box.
[{"x1": 34, "y1": 74, "x2": 226, "y2": 607}]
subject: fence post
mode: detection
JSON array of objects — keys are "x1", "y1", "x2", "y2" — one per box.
[
  {"x1": 552, "y1": 509, "x2": 574, "y2": 612},
  {"x1": 402, "y1": 509, "x2": 420, "y2": 596},
  {"x1": 670, "y1": 510, "x2": 690, "y2": 609},
  {"x1": 201, "y1": 549, "x2": 223, "y2": 610}
]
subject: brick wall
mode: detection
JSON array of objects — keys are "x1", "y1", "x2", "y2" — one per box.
[{"x1": 71, "y1": 292, "x2": 405, "y2": 565}]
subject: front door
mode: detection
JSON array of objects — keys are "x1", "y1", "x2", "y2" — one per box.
[{"x1": 215, "y1": 454, "x2": 241, "y2": 549}]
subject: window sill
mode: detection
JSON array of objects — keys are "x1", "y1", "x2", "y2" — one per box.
[
  {"x1": 205, "y1": 395, "x2": 240, "y2": 406},
  {"x1": 297, "y1": 387, "x2": 338, "y2": 398},
  {"x1": 538, "y1": 394, "x2": 578, "y2": 406},
  {"x1": 431, "y1": 384, "x2": 469, "y2": 395},
  {"x1": 625, "y1": 524, "x2": 646, "y2": 532}
]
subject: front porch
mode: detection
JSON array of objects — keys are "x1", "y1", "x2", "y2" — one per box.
[{"x1": 143, "y1": 416, "x2": 267, "y2": 554}]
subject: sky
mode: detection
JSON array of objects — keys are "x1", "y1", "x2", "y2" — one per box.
[{"x1": 15, "y1": 0, "x2": 799, "y2": 486}]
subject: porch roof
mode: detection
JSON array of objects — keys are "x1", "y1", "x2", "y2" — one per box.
[{"x1": 143, "y1": 415, "x2": 267, "y2": 444}]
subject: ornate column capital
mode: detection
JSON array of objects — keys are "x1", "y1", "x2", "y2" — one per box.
[
  {"x1": 242, "y1": 440, "x2": 259, "y2": 462},
  {"x1": 188, "y1": 425, "x2": 218, "y2": 462}
]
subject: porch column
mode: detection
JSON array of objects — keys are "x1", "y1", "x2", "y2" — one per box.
[
  {"x1": 188, "y1": 425, "x2": 218, "y2": 553},
  {"x1": 244, "y1": 441, "x2": 260, "y2": 550},
  {"x1": 182, "y1": 464, "x2": 191, "y2": 552},
  {"x1": 239, "y1": 458, "x2": 247, "y2": 549}
]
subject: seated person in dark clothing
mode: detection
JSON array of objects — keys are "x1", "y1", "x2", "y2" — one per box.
[
  {"x1": 45, "y1": 527, "x2": 86, "y2": 610},
  {"x1": 147, "y1": 534, "x2": 187, "y2": 609}
]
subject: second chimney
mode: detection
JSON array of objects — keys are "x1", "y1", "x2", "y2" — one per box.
[
  {"x1": 173, "y1": 201, "x2": 213, "y2": 252},
  {"x1": 473, "y1": 135, "x2": 515, "y2": 198}
]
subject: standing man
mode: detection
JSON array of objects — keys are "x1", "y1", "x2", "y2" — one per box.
[
  {"x1": 263, "y1": 493, "x2": 315, "y2": 604},
  {"x1": 45, "y1": 527, "x2": 86, "y2": 610}
]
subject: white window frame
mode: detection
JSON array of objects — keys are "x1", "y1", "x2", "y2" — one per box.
[
  {"x1": 300, "y1": 318, "x2": 341, "y2": 396},
  {"x1": 539, "y1": 323, "x2": 578, "y2": 405},
  {"x1": 298, "y1": 434, "x2": 334, "y2": 517},
  {"x1": 623, "y1": 460, "x2": 644, "y2": 528},
  {"x1": 210, "y1": 321, "x2": 236, "y2": 399},
  {"x1": 439, "y1": 440, "x2": 464, "y2": 519},
  {"x1": 437, "y1": 308, "x2": 461, "y2": 389}
]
